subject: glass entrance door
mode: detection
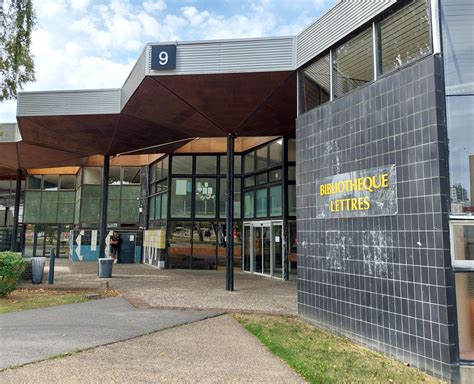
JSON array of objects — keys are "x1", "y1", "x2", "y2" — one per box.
[
  {"x1": 272, "y1": 223, "x2": 283, "y2": 278},
  {"x1": 253, "y1": 225, "x2": 263, "y2": 274},
  {"x1": 243, "y1": 221, "x2": 284, "y2": 279},
  {"x1": 262, "y1": 224, "x2": 271, "y2": 275},
  {"x1": 243, "y1": 224, "x2": 251, "y2": 272}
]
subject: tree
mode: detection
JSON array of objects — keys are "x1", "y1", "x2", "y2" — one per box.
[{"x1": 0, "y1": 0, "x2": 36, "y2": 100}]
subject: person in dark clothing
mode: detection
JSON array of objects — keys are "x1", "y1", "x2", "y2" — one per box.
[{"x1": 109, "y1": 231, "x2": 121, "y2": 263}]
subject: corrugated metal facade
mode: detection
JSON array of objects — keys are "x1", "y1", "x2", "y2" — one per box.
[
  {"x1": 296, "y1": 0, "x2": 397, "y2": 68},
  {"x1": 121, "y1": 48, "x2": 147, "y2": 109},
  {"x1": 0, "y1": 123, "x2": 20, "y2": 142},
  {"x1": 146, "y1": 37, "x2": 296, "y2": 75},
  {"x1": 17, "y1": 89, "x2": 121, "y2": 116}
]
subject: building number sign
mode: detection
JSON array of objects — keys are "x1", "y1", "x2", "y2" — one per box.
[{"x1": 151, "y1": 45, "x2": 177, "y2": 70}]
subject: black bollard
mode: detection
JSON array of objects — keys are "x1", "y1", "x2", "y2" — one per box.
[{"x1": 48, "y1": 248, "x2": 55, "y2": 284}]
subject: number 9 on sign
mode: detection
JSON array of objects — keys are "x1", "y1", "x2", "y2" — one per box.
[
  {"x1": 151, "y1": 45, "x2": 176, "y2": 70},
  {"x1": 159, "y1": 51, "x2": 168, "y2": 66}
]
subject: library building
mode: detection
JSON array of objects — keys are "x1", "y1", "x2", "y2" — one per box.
[{"x1": 0, "y1": 0, "x2": 472, "y2": 380}]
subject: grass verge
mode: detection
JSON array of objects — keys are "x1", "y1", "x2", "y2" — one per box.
[
  {"x1": 0, "y1": 288, "x2": 117, "y2": 313},
  {"x1": 235, "y1": 314, "x2": 443, "y2": 384}
]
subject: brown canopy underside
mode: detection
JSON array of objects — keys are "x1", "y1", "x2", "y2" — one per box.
[{"x1": 7, "y1": 71, "x2": 296, "y2": 175}]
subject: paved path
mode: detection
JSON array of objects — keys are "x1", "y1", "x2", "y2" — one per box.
[
  {"x1": 0, "y1": 315, "x2": 303, "y2": 383},
  {"x1": 22, "y1": 259, "x2": 298, "y2": 315},
  {"x1": 0, "y1": 297, "x2": 220, "y2": 369}
]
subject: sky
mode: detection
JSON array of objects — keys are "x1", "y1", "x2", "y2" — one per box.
[{"x1": 0, "y1": 0, "x2": 337, "y2": 122}]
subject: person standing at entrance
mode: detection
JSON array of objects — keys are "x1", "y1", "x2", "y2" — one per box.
[{"x1": 109, "y1": 231, "x2": 121, "y2": 263}]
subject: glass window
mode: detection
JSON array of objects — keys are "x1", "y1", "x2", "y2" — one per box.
[
  {"x1": 153, "y1": 162, "x2": 161, "y2": 181},
  {"x1": 168, "y1": 221, "x2": 192, "y2": 268},
  {"x1": 244, "y1": 152, "x2": 255, "y2": 174},
  {"x1": 123, "y1": 167, "x2": 141, "y2": 184},
  {"x1": 442, "y1": 0, "x2": 474, "y2": 95},
  {"x1": 300, "y1": 53, "x2": 330, "y2": 113},
  {"x1": 256, "y1": 147, "x2": 268, "y2": 170},
  {"x1": 60, "y1": 175, "x2": 76, "y2": 190},
  {"x1": 244, "y1": 175, "x2": 255, "y2": 188},
  {"x1": 27, "y1": 175, "x2": 42, "y2": 190},
  {"x1": 162, "y1": 156, "x2": 169, "y2": 178},
  {"x1": 269, "y1": 140, "x2": 283, "y2": 166},
  {"x1": 23, "y1": 191, "x2": 41, "y2": 222},
  {"x1": 289, "y1": 185, "x2": 296, "y2": 216},
  {"x1": 455, "y1": 273, "x2": 474, "y2": 360},
  {"x1": 269, "y1": 185, "x2": 282, "y2": 217},
  {"x1": 171, "y1": 178, "x2": 192, "y2": 218},
  {"x1": 154, "y1": 195, "x2": 161, "y2": 220},
  {"x1": 195, "y1": 178, "x2": 217, "y2": 218},
  {"x1": 161, "y1": 193, "x2": 168, "y2": 219},
  {"x1": 288, "y1": 139, "x2": 296, "y2": 162},
  {"x1": 255, "y1": 173, "x2": 268, "y2": 185},
  {"x1": 288, "y1": 166, "x2": 296, "y2": 181},
  {"x1": 83, "y1": 167, "x2": 102, "y2": 184},
  {"x1": 269, "y1": 169, "x2": 282, "y2": 182},
  {"x1": 256, "y1": 188, "x2": 268, "y2": 218},
  {"x1": 220, "y1": 178, "x2": 242, "y2": 219},
  {"x1": 42, "y1": 175, "x2": 58, "y2": 191},
  {"x1": 172, "y1": 156, "x2": 193, "y2": 175},
  {"x1": 244, "y1": 191, "x2": 254, "y2": 218},
  {"x1": 149, "y1": 196, "x2": 155, "y2": 221},
  {"x1": 380, "y1": 0, "x2": 431, "y2": 74},
  {"x1": 196, "y1": 156, "x2": 217, "y2": 174},
  {"x1": 451, "y1": 222, "x2": 474, "y2": 267},
  {"x1": 334, "y1": 27, "x2": 373, "y2": 97},
  {"x1": 40, "y1": 192, "x2": 58, "y2": 222},
  {"x1": 108, "y1": 167, "x2": 121, "y2": 185},
  {"x1": 192, "y1": 221, "x2": 218, "y2": 270},
  {"x1": 220, "y1": 155, "x2": 241, "y2": 175},
  {"x1": 447, "y1": 96, "x2": 474, "y2": 214},
  {"x1": 234, "y1": 155, "x2": 242, "y2": 175}
]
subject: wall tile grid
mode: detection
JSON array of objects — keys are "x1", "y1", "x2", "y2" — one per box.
[{"x1": 296, "y1": 55, "x2": 457, "y2": 380}]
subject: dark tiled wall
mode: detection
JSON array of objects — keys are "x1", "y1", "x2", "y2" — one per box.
[{"x1": 296, "y1": 55, "x2": 457, "y2": 380}]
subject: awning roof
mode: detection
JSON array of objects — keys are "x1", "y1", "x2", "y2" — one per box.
[{"x1": 17, "y1": 70, "x2": 296, "y2": 158}]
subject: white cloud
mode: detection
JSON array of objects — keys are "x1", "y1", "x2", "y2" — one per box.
[
  {"x1": 143, "y1": 0, "x2": 166, "y2": 13},
  {"x1": 0, "y1": 0, "x2": 338, "y2": 122},
  {"x1": 69, "y1": 0, "x2": 90, "y2": 12}
]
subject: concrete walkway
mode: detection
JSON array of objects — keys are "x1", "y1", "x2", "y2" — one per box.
[
  {"x1": 0, "y1": 315, "x2": 303, "y2": 383},
  {"x1": 22, "y1": 259, "x2": 297, "y2": 315},
  {"x1": 0, "y1": 297, "x2": 219, "y2": 369}
]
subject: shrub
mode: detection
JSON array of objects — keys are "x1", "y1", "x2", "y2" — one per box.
[{"x1": 0, "y1": 251, "x2": 26, "y2": 296}]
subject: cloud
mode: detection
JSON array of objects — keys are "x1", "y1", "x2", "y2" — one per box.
[
  {"x1": 143, "y1": 0, "x2": 166, "y2": 13},
  {"x1": 69, "y1": 0, "x2": 90, "y2": 12},
  {"x1": 0, "y1": 0, "x2": 338, "y2": 122}
]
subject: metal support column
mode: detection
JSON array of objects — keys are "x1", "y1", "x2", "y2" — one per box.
[
  {"x1": 98, "y1": 155, "x2": 110, "y2": 259},
  {"x1": 10, "y1": 169, "x2": 22, "y2": 251},
  {"x1": 226, "y1": 133, "x2": 235, "y2": 291}
]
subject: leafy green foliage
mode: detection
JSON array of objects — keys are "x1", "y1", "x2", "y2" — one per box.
[
  {"x1": 0, "y1": 251, "x2": 25, "y2": 296},
  {"x1": 0, "y1": 0, "x2": 37, "y2": 100}
]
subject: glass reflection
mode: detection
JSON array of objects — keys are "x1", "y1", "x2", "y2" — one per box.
[{"x1": 447, "y1": 96, "x2": 474, "y2": 214}]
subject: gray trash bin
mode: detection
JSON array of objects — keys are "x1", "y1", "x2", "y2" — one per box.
[
  {"x1": 98, "y1": 258, "x2": 113, "y2": 278},
  {"x1": 32, "y1": 257, "x2": 47, "y2": 284}
]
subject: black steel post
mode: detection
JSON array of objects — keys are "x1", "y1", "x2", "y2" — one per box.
[
  {"x1": 10, "y1": 169, "x2": 22, "y2": 251},
  {"x1": 98, "y1": 155, "x2": 110, "y2": 259},
  {"x1": 226, "y1": 133, "x2": 235, "y2": 291},
  {"x1": 48, "y1": 248, "x2": 55, "y2": 284},
  {"x1": 3, "y1": 207, "x2": 8, "y2": 226}
]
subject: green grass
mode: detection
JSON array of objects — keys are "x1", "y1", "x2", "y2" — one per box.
[
  {"x1": 235, "y1": 314, "x2": 443, "y2": 384},
  {"x1": 0, "y1": 289, "x2": 117, "y2": 313}
]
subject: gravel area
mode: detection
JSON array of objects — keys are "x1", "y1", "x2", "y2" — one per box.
[{"x1": 22, "y1": 259, "x2": 297, "y2": 315}]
